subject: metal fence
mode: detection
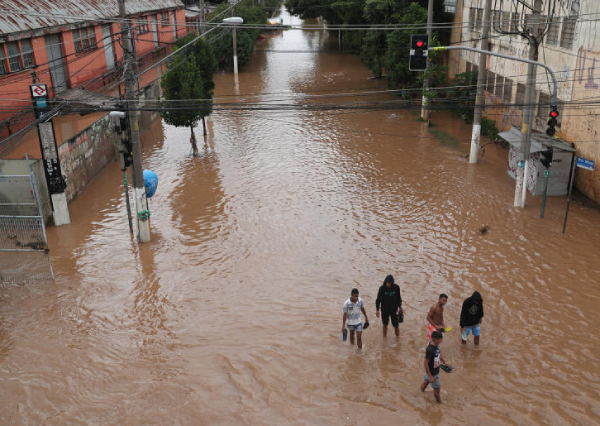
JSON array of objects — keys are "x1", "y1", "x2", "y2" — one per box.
[{"x1": 0, "y1": 170, "x2": 53, "y2": 283}]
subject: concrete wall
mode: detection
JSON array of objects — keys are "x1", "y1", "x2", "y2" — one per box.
[
  {"x1": 59, "y1": 114, "x2": 120, "y2": 202},
  {"x1": 0, "y1": 158, "x2": 53, "y2": 221}
]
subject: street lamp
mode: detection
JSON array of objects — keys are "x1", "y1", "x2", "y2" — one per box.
[{"x1": 222, "y1": 17, "x2": 244, "y2": 77}]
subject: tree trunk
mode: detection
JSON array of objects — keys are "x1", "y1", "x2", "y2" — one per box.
[
  {"x1": 202, "y1": 117, "x2": 207, "y2": 136},
  {"x1": 190, "y1": 125, "x2": 198, "y2": 157}
]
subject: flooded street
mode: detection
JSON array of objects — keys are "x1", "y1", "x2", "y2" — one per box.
[{"x1": 3, "y1": 8, "x2": 600, "y2": 425}]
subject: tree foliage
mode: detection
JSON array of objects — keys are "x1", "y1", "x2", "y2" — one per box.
[
  {"x1": 210, "y1": 1, "x2": 280, "y2": 70},
  {"x1": 285, "y1": 0, "x2": 453, "y2": 90},
  {"x1": 161, "y1": 35, "x2": 217, "y2": 155}
]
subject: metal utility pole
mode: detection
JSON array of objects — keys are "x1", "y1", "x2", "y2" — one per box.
[
  {"x1": 119, "y1": 0, "x2": 151, "y2": 242},
  {"x1": 469, "y1": 0, "x2": 492, "y2": 164},
  {"x1": 200, "y1": 0, "x2": 205, "y2": 34},
  {"x1": 514, "y1": 0, "x2": 543, "y2": 208},
  {"x1": 420, "y1": 0, "x2": 434, "y2": 122}
]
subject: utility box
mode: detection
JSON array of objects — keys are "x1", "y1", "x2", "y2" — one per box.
[{"x1": 500, "y1": 126, "x2": 575, "y2": 196}]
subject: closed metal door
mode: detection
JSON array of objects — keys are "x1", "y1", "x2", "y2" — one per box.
[
  {"x1": 172, "y1": 11, "x2": 177, "y2": 38},
  {"x1": 151, "y1": 16, "x2": 159, "y2": 47},
  {"x1": 102, "y1": 25, "x2": 115, "y2": 69},
  {"x1": 45, "y1": 34, "x2": 68, "y2": 94}
]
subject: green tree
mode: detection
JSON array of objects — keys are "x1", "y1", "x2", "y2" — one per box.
[
  {"x1": 211, "y1": 3, "x2": 267, "y2": 70},
  {"x1": 161, "y1": 35, "x2": 217, "y2": 157}
]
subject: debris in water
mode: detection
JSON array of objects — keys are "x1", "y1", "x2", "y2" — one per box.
[{"x1": 479, "y1": 225, "x2": 490, "y2": 235}]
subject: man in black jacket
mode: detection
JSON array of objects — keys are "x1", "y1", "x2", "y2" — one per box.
[
  {"x1": 460, "y1": 291, "x2": 484, "y2": 345},
  {"x1": 375, "y1": 275, "x2": 403, "y2": 337}
]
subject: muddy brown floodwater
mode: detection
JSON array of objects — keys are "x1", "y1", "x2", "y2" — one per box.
[{"x1": 2, "y1": 8, "x2": 600, "y2": 426}]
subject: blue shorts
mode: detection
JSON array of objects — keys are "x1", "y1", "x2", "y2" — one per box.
[
  {"x1": 423, "y1": 373, "x2": 441, "y2": 389},
  {"x1": 461, "y1": 324, "x2": 481, "y2": 340},
  {"x1": 347, "y1": 323, "x2": 362, "y2": 332}
]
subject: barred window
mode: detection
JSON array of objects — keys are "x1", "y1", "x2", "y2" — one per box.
[
  {"x1": 89, "y1": 28, "x2": 96, "y2": 47},
  {"x1": 73, "y1": 27, "x2": 97, "y2": 53},
  {"x1": 560, "y1": 17, "x2": 577, "y2": 49},
  {"x1": 7, "y1": 42, "x2": 22, "y2": 72},
  {"x1": 475, "y1": 8, "x2": 483, "y2": 30},
  {"x1": 486, "y1": 71, "x2": 495, "y2": 93},
  {"x1": 161, "y1": 11, "x2": 170, "y2": 26},
  {"x1": 546, "y1": 17, "x2": 559, "y2": 45},
  {"x1": 466, "y1": 62, "x2": 472, "y2": 73},
  {"x1": 510, "y1": 12, "x2": 519, "y2": 33},
  {"x1": 469, "y1": 8, "x2": 476, "y2": 31},
  {"x1": 444, "y1": 0, "x2": 456, "y2": 14},
  {"x1": 498, "y1": 11, "x2": 510, "y2": 32},
  {"x1": 503, "y1": 78, "x2": 513, "y2": 103},
  {"x1": 138, "y1": 17, "x2": 149, "y2": 34},
  {"x1": 494, "y1": 76, "x2": 504, "y2": 97},
  {"x1": 0, "y1": 48, "x2": 6, "y2": 75},
  {"x1": 20, "y1": 39, "x2": 34, "y2": 68},
  {"x1": 516, "y1": 83, "x2": 526, "y2": 105}
]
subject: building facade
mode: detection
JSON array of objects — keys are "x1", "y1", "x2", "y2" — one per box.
[
  {"x1": 449, "y1": 0, "x2": 600, "y2": 203},
  {"x1": 0, "y1": 0, "x2": 187, "y2": 206},
  {"x1": 0, "y1": 0, "x2": 186, "y2": 142}
]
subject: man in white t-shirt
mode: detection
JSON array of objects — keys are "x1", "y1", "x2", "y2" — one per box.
[{"x1": 342, "y1": 288, "x2": 369, "y2": 349}]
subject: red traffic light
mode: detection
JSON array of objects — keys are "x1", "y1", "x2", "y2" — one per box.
[
  {"x1": 416, "y1": 40, "x2": 424, "y2": 48},
  {"x1": 549, "y1": 109, "x2": 559, "y2": 118}
]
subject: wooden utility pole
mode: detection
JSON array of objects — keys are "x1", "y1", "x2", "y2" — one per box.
[
  {"x1": 118, "y1": 0, "x2": 151, "y2": 242},
  {"x1": 469, "y1": 0, "x2": 492, "y2": 163}
]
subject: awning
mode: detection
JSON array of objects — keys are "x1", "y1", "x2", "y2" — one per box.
[{"x1": 498, "y1": 125, "x2": 575, "y2": 152}]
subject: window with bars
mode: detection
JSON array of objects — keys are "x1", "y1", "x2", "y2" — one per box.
[
  {"x1": 495, "y1": 76, "x2": 504, "y2": 97},
  {"x1": 546, "y1": 17, "x2": 559, "y2": 45},
  {"x1": 20, "y1": 39, "x2": 33, "y2": 67},
  {"x1": 486, "y1": 71, "x2": 495, "y2": 93},
  {"x1": 161, "y1": 11, "x2": 170, "y2": 26},
  {"x1": 516, "y1": 83, "x2": 526, "y2": 105},
  {"x1": 444, "y1": 0, "x2": 456, "y2": 14},
  {"x1": 0, "y1": 38, "x2": 35, "y2": 73},
  {"x1": 510, "y1": 12, "x2": 519, "y2": 33},
  {"x1": 466, "y1": 62, "x2": 472, "y2": 73},
  {"x1": 7, "y1": 42, "x2": 22, "y2": 72},
  {"x1": 137, "y1": 17, "x2": 150, "y2": 34},
  {"x1": 73, "y1": 27, "x2": 97, "y2": 53},
  {"x1": 0, "y1": 48, "x2": 7, "y2": 75},
  {"x1": 498, "y1": 11, "x2": 510, "y2": 32},
  {"x1": 469, "y1": 8, "x2": 476, "y2": 31},
  {"x1": 475, "y1": 8, "x2": 483, "y2": 30},
  {"x1": 560, "y1": 17, "x2": 577, "y2": 49},
  {"x1": 503, "y1": 78, "x2": 513, "y2": 103}
]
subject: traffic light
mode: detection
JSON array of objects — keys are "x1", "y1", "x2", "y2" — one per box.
[
  {"x1": 409, "y1": 34, "x2": 429, "y2": 71},
  {"x1": 123, "y1": 139, "x2": 133, "y2": 169},
  {"x1": 540, "y1": 146, "x2": 554, "y2": 168},
  {"x1": 546, "y1": 107, "x2": 559, "y2": 136}
]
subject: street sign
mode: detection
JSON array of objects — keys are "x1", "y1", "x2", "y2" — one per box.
[
  {"x1": 544, "y1": 170, "x2": 549, "y2": 177},
  {"x1": 576, "y1": 157, "x2": 595, "y2": 171},
  {"x1": 30, "y1": 84, "x2": 48, "y2": 98}
]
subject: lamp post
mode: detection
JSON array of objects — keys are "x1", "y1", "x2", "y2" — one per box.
[{"x1": 223, "y1": 17, "x2": 243, "y2": 78}]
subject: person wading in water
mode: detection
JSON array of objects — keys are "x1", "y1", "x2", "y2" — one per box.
[
  {"x1": 375, "y1": 275, "x2": 403, "y2": 337},
  {"x1": 426, "y1": 294, "x2": 448, "y2": 342}
]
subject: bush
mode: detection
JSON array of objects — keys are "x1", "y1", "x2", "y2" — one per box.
[{"x1": 481, "y1": 117, "x2": 499, "y2": 140}]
